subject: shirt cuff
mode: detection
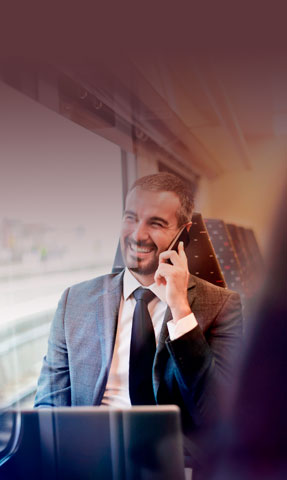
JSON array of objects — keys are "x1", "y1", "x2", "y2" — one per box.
[{"x1": 167, "y1": 313, "x2": 198, "y2": 341}]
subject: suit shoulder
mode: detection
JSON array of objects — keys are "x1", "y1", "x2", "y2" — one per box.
[
  {"x1": 191, "y1": 275, "x2": 240, "y2": 301},
  {"x1": 66, "y1": 271, "x2": 123, "y2": 299},
  {"x1": 190, "y1": 276, "x2": 243, "y2": 331}
]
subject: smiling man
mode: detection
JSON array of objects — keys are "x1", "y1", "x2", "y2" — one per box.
[
  {"x1": 121, "y1": 187, "x2": 184, "y2": 279},
  {"x1": 35, "y1": 172, "x2": 243, "y2": 469}
]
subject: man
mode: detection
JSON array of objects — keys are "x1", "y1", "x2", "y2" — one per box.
[{"x1": 35, "y1": 172, "x2": 242, "y2": 467}]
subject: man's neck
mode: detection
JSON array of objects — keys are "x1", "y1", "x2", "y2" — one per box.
[{"x1": 128, "y1": 268, "x2": 154, "y2": 287}]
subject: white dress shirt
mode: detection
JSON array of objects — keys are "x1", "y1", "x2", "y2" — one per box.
[{"x1": 101, "y1": 268, "x2": 198, "y2": 407}]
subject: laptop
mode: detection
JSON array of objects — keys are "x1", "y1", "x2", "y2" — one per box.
[{"x1": 0, "y1": 406, "x2": 185, "y2": 480}]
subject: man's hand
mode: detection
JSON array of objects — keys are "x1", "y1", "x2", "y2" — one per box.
[{"x1": 154, "y1": 241, "x2": 191, "y2": 322}]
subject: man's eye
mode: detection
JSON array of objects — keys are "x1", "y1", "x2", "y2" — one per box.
[
  {"x1": 151, "y1": 222, "x2": 164, "y2": 228},
  {"x1": 124, "y1": 215, "x2": 135, "y2": 221}
]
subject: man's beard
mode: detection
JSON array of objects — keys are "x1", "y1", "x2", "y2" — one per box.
[
  {"x1": 122, "y1": 239, "x2": 159, "y2": 276},
  {"x1": 129, "y1": 257, "x2": 159, "y2": 276}
]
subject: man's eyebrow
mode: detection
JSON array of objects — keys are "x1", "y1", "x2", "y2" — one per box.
[{"x1": 123, "y1": 211, "x2": 169, "y2": 226}]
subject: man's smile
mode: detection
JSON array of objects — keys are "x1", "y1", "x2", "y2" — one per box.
[{"x1": 127, "y1": 240, "x2": 156, "y2": 256}]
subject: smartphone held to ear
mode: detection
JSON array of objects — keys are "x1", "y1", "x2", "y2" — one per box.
[
  {"x1": 166, "y1": 225, "x2": 190, "y2": 264},
  {"x1": 169, "y1": 225, "x2": 190, "y2": 251}
]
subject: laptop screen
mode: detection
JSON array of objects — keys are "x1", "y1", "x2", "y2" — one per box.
[{"x1": 1, "y1": 406, "x2": 185, "y2": 480}]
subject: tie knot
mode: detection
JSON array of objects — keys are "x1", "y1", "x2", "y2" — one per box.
[{"x1": 133, "y1": 287, "x2": 155, "y2": 304}]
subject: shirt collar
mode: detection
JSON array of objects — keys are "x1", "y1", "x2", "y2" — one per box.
[
  {"x1": 123, "y1": 268, "x2": 143, "y2": 300},
  {"x1": 123, "y1": 267, "x2": 167, "y2": 303}
]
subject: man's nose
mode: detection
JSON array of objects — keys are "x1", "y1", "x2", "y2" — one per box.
[{"x1": 131, "y1": 222, "x2": 149, "y2": 242}]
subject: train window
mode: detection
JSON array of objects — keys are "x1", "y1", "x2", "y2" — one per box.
[{"x1": 0, "y1": 81, "x2": 123, "y2": 409}]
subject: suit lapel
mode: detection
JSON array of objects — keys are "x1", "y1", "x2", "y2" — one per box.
[
  {"x1": 153, "y1": 275, "x2": 196, "y2": 400},
  {"x1": 92, "y1": 272, "x2": 124, "y2": 404}
]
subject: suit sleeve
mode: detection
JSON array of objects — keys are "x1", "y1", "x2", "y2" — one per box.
[
  {"x1": 165, "y1": 290, "x2": 243, "y2": 426},
  {"x1": 34, "y1": 288, "x2": 72, "y2": 407}
]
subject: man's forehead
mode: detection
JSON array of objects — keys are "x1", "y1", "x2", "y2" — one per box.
[
  {"x1": 125, "y1": 187, "x2": 180, "y2": 210},
  {"x1": 124, "y1": 187, "x2": 180, "y2": 223}
]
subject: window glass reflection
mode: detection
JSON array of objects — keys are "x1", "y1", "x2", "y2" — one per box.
[{"x1": 0, "y1": 81, "x2": 123, "y2": 409}]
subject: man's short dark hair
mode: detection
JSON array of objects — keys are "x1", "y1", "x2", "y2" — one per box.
[{"x1": 130, "y1": 172, "x2": 194, "y2": 226}]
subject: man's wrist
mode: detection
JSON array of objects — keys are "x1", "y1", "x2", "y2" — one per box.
[
  {"x1": 167, "y1": 312, "x2": 198, "y2": 340},
  {"x1": 170, "y1": 304, "x2": 192, "y2": 323}
]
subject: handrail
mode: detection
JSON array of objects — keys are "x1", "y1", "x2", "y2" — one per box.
[
  {"x1": 0, "y1": 410, "x2": 22, "y2": 467},
  {"x1": 0, "y1": 323, "x2": 50, "y2": 356}
]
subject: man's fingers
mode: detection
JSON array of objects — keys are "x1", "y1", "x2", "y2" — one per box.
[
  {"x1": 154, "y1": 263, "x2": 173, "y2": 282},
  {"x1": 177, "y1": 241, "x2": 187, "y2": 260},
  {"x1": 159, "y1": 242, "x2": 188, "y2": 265},
  {"x1": 155, "y1": 262, "x2": 173, "y2": 277},
  {"x1": 158, "y1": 249, "x2": 179, "y2": 265}
]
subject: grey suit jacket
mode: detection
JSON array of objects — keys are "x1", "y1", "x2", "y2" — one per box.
[{"x1": 35, "y1": 271, "x2": 242, "y2": 428}]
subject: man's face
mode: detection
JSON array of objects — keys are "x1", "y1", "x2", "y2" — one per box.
[{"x1": 120, "y1": 187, "x2": 181, "y2": 284}]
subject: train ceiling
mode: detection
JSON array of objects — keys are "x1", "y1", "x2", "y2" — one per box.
[{"x1": 1, "y1": 54, "x2": 286, "y2": 180}]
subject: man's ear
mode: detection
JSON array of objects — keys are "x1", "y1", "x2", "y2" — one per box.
[{"x1": 186, "y1": 222, "x2": 192, "y2": 232}]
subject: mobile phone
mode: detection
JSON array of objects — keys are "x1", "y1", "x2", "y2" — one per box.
[
  {"x1": 168, "y1": 225, "x2": 190, "y2": 251},
  {"x1": 166, "y1": 225, "x2": 190, "y2": 264}
]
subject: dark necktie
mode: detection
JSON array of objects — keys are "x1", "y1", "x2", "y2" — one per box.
[{"x1": 129, "y1": 287, "x2": 156, "y2": 405}]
